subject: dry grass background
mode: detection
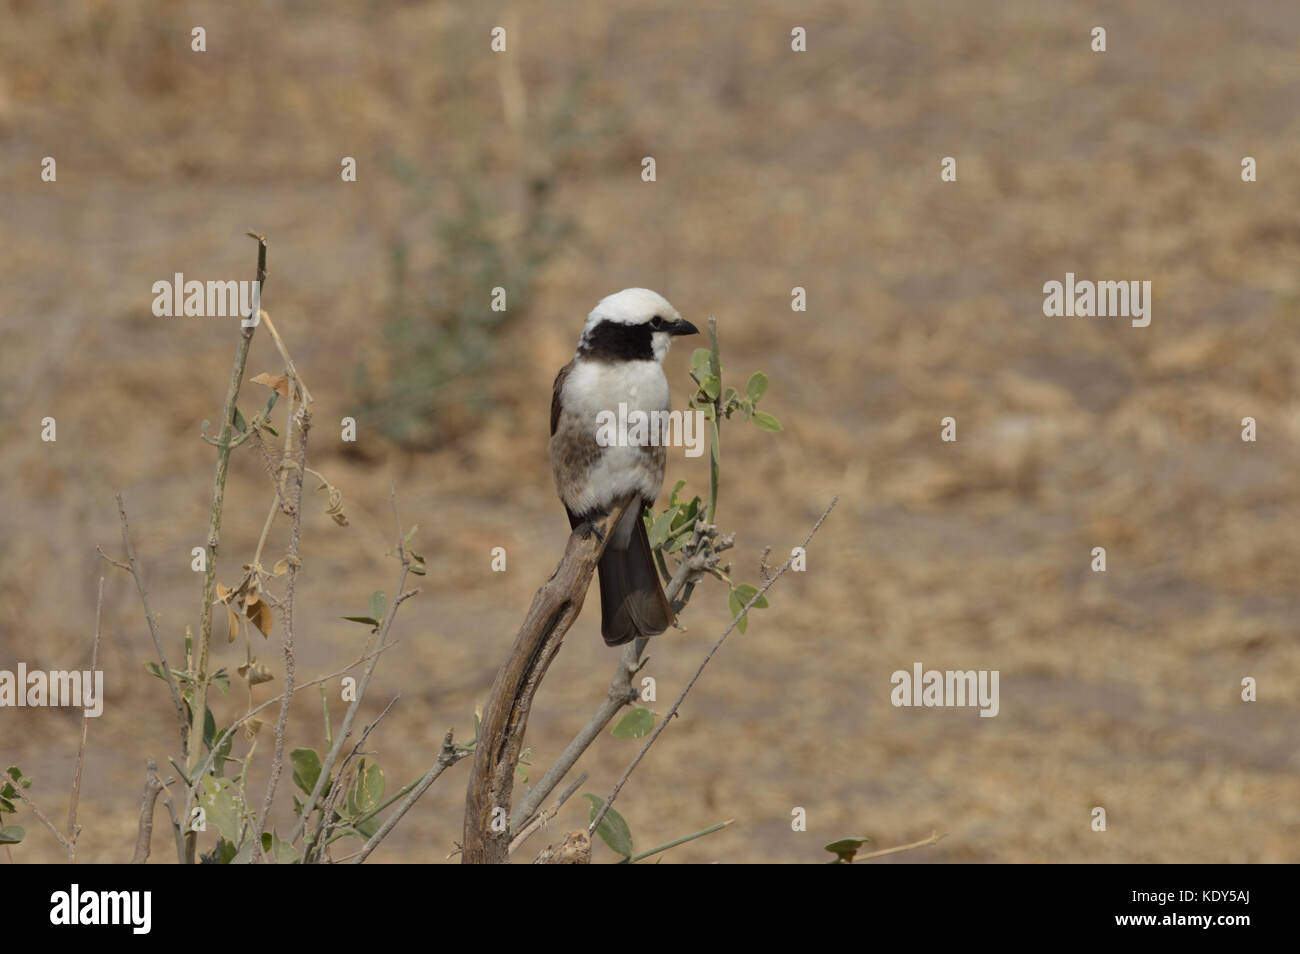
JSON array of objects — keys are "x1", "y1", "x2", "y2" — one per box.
[{"x1": 1, "y1": 0, "x2": 1298, "y2": 863}]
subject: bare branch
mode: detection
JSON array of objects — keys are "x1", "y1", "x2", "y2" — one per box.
[
  {"x1": 589, "y1": 496, "x2": 838, "y2": 836},
  {"x1": 461, "y1": 494, "x2": 636, "y2": 864},
  {"x1": 160, "y1": 782, "x2": 186, "y2": 865},
  {"x1": 253, "y1": 304, "x2": 311, "y2": 862},
  {"x1": 5, "y1": 784, "x2": 71, "y2": 854},
  {"x1": 258, "y1": 309, "x2": 314, "y2": 407},
  {"x1": 67, "y1": 576, "x2": 105, "y2": 862},
  {"x1": 350, "y1": 729, "x2": 467, "y2": 864},
  {"x1": 509, "y1": 514, "x2": 731, "y2": 830},
  {"x1": 854, "y1": 830, "x2": 945, "y2": 862},
  {"x1": 182, "y1": 643, "x2": 396, "y2": 788},
  {"x1": 101, "y1": 495, "x2": 187, "y2": 741},
  {"x1": 130, "y1": 759, "x2": 164, "y2": 864},
  {"x1": 510, "y1": 770, "x2": 587, "y2": 856},
  {"x1": 287, "y1": 485, "x2": 413, "y2": 846},
  {"x1": 305, "y1": 693, "x2": 400, "y2": 861},
  {"x1": 185, "y1": 232, "x2": 267, "y2": 863}
]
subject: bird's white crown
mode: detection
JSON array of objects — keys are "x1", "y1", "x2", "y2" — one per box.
[{"x1": 582, "y1": 287, "x2": 681, "y2": 336}]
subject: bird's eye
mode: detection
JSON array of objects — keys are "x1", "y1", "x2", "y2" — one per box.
[{"x1": 650, "y1": 315, "x2": 664, "y2": 329}]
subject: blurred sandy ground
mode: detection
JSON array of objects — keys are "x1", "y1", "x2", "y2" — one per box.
[{"x1": 1, "y1": 0, "x2": 1297, "y2": 862}]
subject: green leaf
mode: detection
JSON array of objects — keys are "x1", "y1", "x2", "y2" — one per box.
[
  {"x1": 290, "y1": 748, "x2": 323, "y2": 796},
  {"x1": 198, "y1": 776, "x2": 243, "y2": 842},
  {"x1": 611, "y1": 707, "x2": 654, "y2": 739},
  {"x1": 347, "y1": 761, "x2": 385, "y2": 818},
  {"x1": 700, "y1": 374, "x2": 721, "y2": 401},
  {"x1": 270, "y1": 829, "x2": 297, "y2": 864},
  {"x1": 732, "y1": 583, "x2": 769, "y2": 610},
  {"x1": 229, "y1": 837, "x2": 257, "y2": 864},
  {"x1": 341, "y1": 615, "x2": 380, "y2": 627},
  {"x1": 0, "y1": 825, "x2": 24, "y2": 845},
  {"x1": 690, "y1": 348, "x2": 712, "y2": 375},
  {"x1": 369, "y1": 591, "x2": 387, "y2": 623},
  {"x1": 824, "y1": 836, "x2": 871, "y2": 863},
  {"x1": 211, "y1": 837, "x2": 238, "y2": 864},
  {"x1": 668, "y1": 480, "x2": 687, "y2": 507},
  {"x1": 232, "y1": 406, "x2": 248, "y2": 434},
  {"x1": 350, "y1": 815, "x2": 380, "y2": 839},
  {"x1": 202, "y1": 706, "x2": 217, "y2": 750},
  {"x1": 727, "y1": 590, "x2": 748, "y2": 634},
  {"x1": 752, "y1": 410, "x2": 783, "y2": 432},
  {"x1": 211, "y1": 668, "x2": 230, "y2": 695},
  {"x1": 145, "y1": 661, "x2": 166, "y2": 681},
  {"x1": 647, "y1": 509, "x2": 676, "y2": 551},
  {"x1": 746, "y1": 372, "x2": 769, "y2": 403},
  {"x1": 670, "y1": 496, "x2": 700, "y2": 532},
  {"x1": 583, "y1": 794, "x2": 634, "y2": 858}
]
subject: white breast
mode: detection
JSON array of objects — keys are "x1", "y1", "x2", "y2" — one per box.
[
  {"x1": 561, "y1": 359, "x2": 670, "y2": 511},
  {"x1": 564, "y1": 359, "x2": 670, "y2": 419}
]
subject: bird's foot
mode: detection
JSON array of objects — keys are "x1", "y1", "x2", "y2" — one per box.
[{"x1": 576, "y1": 513, "x2": 606, "y2": 543}]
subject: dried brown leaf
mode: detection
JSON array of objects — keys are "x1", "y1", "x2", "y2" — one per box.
[
  {"x1": 245, "y1": 593, "x2": 272, "y2": 637},
  {"x1": 251, "y1": 372, "x2": 289, "y2": 397}
]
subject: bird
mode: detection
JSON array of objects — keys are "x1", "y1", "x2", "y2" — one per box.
[{"x1": 549, "y1": 288, "x2": 700, "y2": 646}]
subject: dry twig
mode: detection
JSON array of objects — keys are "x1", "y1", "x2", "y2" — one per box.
[
  {"x1": 185, "y1": 233, "x2": 267, "y2": 863},
  {"x1": 509, "y1": 514, "x2": 734, "y2": 834},
  {"x1": 98, "y1": 495, "x2": 187, "y2": 741},
  {"x1": 130, "y1": 759, "x2": 165, "y2": 864},
  {"x1": 588, "y1": 496, "x2": 838, "y2": 836},
  {"x1": 66, "y1": 576, "x2": 105, "y2": 862},
  {"x1": 461, "y1": 494, "x2": 636, "y2": 864},
  {"x1": 350, "y1": 730, "x2": 467, "y2": 864},
  {"x1": 286, "y1": 487, "x2": 417, "y2": 846}
]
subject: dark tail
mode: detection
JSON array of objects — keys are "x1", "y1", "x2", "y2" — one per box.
[{"x1": 575, "y1": 504, "x2": 673, "y2": 646}]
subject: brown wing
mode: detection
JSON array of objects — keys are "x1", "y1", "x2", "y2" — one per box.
[{"x1": 550, "y1": 358, "x2": 574, "y2": 437}]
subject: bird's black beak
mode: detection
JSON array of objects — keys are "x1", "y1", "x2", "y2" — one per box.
[{"x1": 668, "y1": 318, "x2": 700, "y2": 337}]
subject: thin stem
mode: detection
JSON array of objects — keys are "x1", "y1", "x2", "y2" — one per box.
[
  {"x1": 67, "y1": 576, "x2": 104, "y2": 862},
  {"x1": 100, "y1": 495, "x2": 188, "y2": 742},
  {"x1": 509, "y1": 463, "x2": 729, "y2": 832},
  {"x1": 589, "y1": 496, "x2": 838, "y2": 836},
  {"x1": 253, "y1": 334, "x2": 309, "y2": 861},
  {"x1": 186, "y1": 233, "x2": 267, "y2": 862},
  {"x1": 288, "y1": 488, "x2": 412, "y2": 846},
  {"x1": 853, "y1": 830, "x2": 944, "y2": 862},
  {"x1": 350, "y1": 730, "x2": 464, "y2": 864},
  {"x1": 620, "y1": 818, "x2": 733, "y2": 864},
  {"x1": 6, "y1": 785, "x2": 71, "y2": 854},
  {"x1": 130, "y1": 759, "x2": 165, "y2": 864}
]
